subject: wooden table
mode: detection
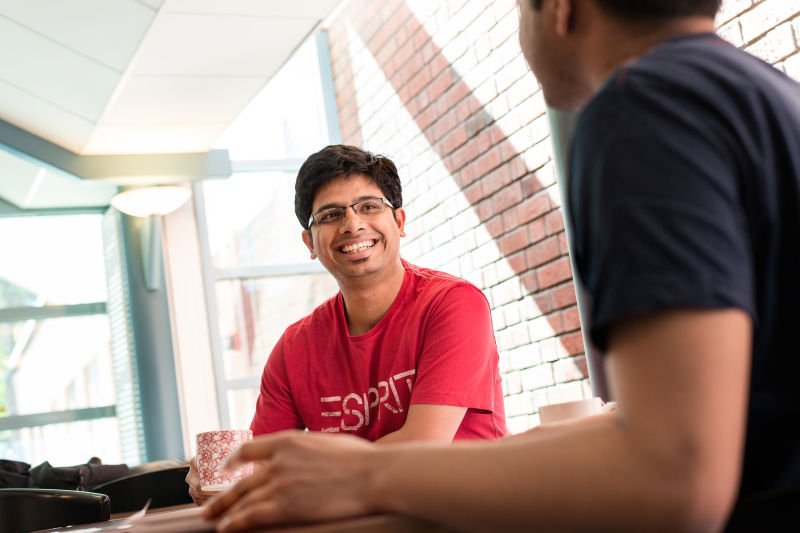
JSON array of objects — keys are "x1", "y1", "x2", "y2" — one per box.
[{"x1": 49, "y1": 505, "x2": 447, "y2": 532}]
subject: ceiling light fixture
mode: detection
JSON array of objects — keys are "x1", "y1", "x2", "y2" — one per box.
[{"x1": 110, "y1": 185, "x2": 191, "y2": 217}]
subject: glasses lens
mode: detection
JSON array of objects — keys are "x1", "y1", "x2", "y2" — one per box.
[
  {"x1": 355, "y1": 198, "x2": 386, "y2": 215},
  {"x1": 315, "y1": 208, "x2": 346, "y2": 225}
]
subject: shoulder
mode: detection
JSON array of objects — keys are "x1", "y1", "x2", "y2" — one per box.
[
  {"x1": 404, "y1": 262, "x2": 489, "y2": 307},
  {"x1": 282, "y1": 293, "x2": 340, "y2": 344}
]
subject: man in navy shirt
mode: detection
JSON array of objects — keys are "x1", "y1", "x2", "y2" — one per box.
[{"x1": 204, "y1": 1, "x2": 800, "y2": 531}]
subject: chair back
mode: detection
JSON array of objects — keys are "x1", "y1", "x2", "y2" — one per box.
[
  {"x1": 91, "y1": 463, "x2": 192, "y2": 514},
  {"x1": 0, "y1": 488, "x2": 110, "y2": 533}
]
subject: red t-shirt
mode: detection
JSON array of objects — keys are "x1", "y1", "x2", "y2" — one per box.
[{"x1": 250, "y1": 261, "x2": 507, "y2": 441}]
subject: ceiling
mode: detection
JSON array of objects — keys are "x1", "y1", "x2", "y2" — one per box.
[{"x1": 0, "y1": 0, "x2": 342, "y2": 210}]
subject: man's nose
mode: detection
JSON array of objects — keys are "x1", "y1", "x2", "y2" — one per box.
[{"x1": 339, "y1": 206, "x2": 366, "y2": 231}]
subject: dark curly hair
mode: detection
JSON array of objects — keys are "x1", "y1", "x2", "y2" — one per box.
[
  {"x1": 295, "y1": 145, "x2": 403, "y2": 229},
  {"x1": 531, "y1": 0, "x2": 721, "y2": 19}
]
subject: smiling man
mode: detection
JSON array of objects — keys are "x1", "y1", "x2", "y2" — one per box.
[
  {"x1": 255, "y1": 145, "x2": 506, "y2": 443},
  {"x1": 189, "y1": 144, "x2": 507, "y2": 503}
]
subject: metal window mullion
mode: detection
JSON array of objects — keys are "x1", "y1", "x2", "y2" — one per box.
[
  {"x1": 193, "y1": 182, "x2": 235, "y2": 429},
  {"x1": 0, "y1": 302, "x2": 106, "y2": 323}
]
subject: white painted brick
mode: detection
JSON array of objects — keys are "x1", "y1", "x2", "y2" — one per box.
[
  {"x1": 528, "y1": 315, "x2": 555, "y2": 342},
  {"x1": 784, "y1": 51, "x2": 800, "y2": 80},
  {"x1": 504, "y1": 391, "x2": 536, "y2": 418},
  {"x1": 739, "y1": 0, "x2": 800, "y2": 42},
  {"x1": 504, "y1": 343, "x2": 541, "y2": 371},
  {"x1": 521, "y1": 363, "x2": 555, "y2": 391},
  {"x1": 502, "y1": 371, "x2": 523, "y2": 396},
  {"x1": 506, "y1": 414, "x2": 533, "y2": 434},
  {"x1": 542, "y1": 381, "x2": 585, "y2": 405},
  {"x1": 718, "y1": 0, "x2": 753, "y2": 25},
  {"x1": 746, "y1": 23, "x2": 796, "y2": 63}
]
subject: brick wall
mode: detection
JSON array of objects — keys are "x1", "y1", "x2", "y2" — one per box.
[{"x1": 323, "y1": 0, "x2": 800, "y2": 433}]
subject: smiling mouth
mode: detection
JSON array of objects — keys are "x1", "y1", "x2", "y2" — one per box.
[{"x1": 339, "y1": 239, "x2": 377, "y2": 254}]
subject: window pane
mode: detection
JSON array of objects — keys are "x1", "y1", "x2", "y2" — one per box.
[
  {"x1": 215, "y1": 274, "x2": 338, "y2": 380},
  {"x1": 0, "y1": 418, "x2": 121, "y2": 466},
  {"x1": 0, "y1": 215, "x2": 107, "y2": 305},
  {"x1": 202, "y1": 172, "x2": 313, "y2": 268},
  {"x1": 226, "y1": 387, "x2": 259, "y2": 431},
  {"x1": 214, "y1": 37, "x2": 329, "y2": 160},
  {"x1": 1, "y1": 315, "x2": 114, "y2": 416}
]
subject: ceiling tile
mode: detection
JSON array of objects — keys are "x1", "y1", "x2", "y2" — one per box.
[
  {"x1": 100, "y1": 75, "x2": 265, "y2": 124},
  {"x1": 0, "y1": 18, "x2": 122, "y2": 121},
  {"x1": 83, "y1": 122, "x2": 228, "y2": 155},
  {"x1": 0, "y1": 0, "x2": 157, "y2": 71},
  {"x1": 132, "y1": 13, "x2": 317, "y2": 76},
  {"x1": 0, "y1": 80, "x2": 94, "y2": 153},
  {"x1": 163, "y1": 0, "x2": 341, "y2": 18}
]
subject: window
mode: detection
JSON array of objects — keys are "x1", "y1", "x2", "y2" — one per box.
[
  {"x1": 0, "y1": 213, "x2": 137, "y2": 466},
  {"x1": 194, "y1": 32, "x2": 341, "y2": 428}
]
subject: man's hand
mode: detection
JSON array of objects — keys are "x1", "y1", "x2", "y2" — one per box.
[
  {"x1": 187, "y1": 456, "x2": 216, "y2": 506},
  {"x1": 202, "y1": 430, "x2": 378, "y2": 532}
]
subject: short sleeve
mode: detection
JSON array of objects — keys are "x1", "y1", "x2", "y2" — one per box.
[
  {"x1": 410, "y1": 283, "x2": 498, "y2": 412},
  {"x1": 250, "y1": 333, "x2": 305, "y2": 435},
  {"x1": 569, "y1": 85, "x2": 755, "y2": 351}
]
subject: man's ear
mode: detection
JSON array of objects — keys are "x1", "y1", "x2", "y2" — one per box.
[
  {"x1": 553, "y1": 0, "x2": 574, "y2": 36},
  {"x1": 302, "y1": 229, "x2": 317, "y2": 259},
  {"x1": 394, "y1": 207, "x2": 407, "y2": 238}
]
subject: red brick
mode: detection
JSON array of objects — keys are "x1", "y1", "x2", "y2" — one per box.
[
  {"x1": 480, "y1": 164, "x2": 513, "y2": 198},
  {"x1": 441, "y1": 82, "x2": 471, "y2": 114},
  {"x1": 557, "y1": 231, "x2": 570, "y2": 255},
  {"x1": 544, "y1": 210, "x2": 566, "y2": 234},
  {"x1": 463, "y1": 181, "x2": 484, "y2": 204},
  {"x1": 439, "y1": 126, "x2": 468, "y2": 154},
  {"x1": 486, "y1": 215, "x2": 505, "y2": 238},
  {"x1": 490, "y1": 182, "x2": 522, "y2": 214},
  {"x1": 465, "y1": 111, "x2": 494, "y2": 139},
  {"x1": 499, "y1": 226, "x2": 529, "y2": 255},
  {"x1": 408, "y1": 63, "x2": 434, "y2": 95},
  {"x1": 508, "y1": 157, "x2": 529, "y2": 181},
  {"x1": 473, "y1": 147, "x2": 503, "y2": 178},
  {"x1": 520, "y1": 271, "x2": 538, "y2": 294},
  {"x1": 522, "y1": 173, "x2": 544, "y2": 197},
  {"x1": 559, "y1": 331, "x2": 586, "y2": 356},
  {"x1": 525, "y1": 236, "x2": 560, "y2": 268},
  {"x1": 536, "y1": 257, "x2": 572, "y2": 289},
  {"x1": 502, "y1": 207, "x2": 520, "y2": 233},
  {"x1": 551, "y1": 282, "x2": 578, "y2": 308},
  {"x1": 526, "y1": 218, "x2": 547, "y2": 243},
  {"x1": 475, "y1": 198, "x2": 494, "y2": 221},
  {"x1": 518, "y1": 193, "x2": 551, "y2": 224},
  {"x1": 507, "y1": 250, "x2": 527, "y2": 273},
  {"x1": 560, "y1": 306, "x2": 582, "y2": 332},
  {"x1": 427, "y1": 68, "x2": 455, "y2": 102}
]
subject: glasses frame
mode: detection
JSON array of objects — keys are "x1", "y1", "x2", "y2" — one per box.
[{"x1": 308, "y1": 196, "x2": 395, "y2": 227}]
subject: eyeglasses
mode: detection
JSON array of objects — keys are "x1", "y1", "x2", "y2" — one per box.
[{"x1": 308, "y1": 196, "x2": 395, "y2": 227}]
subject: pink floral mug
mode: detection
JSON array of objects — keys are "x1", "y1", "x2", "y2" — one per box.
[{"x1": 196, "y1": 429, "x2": 254, "y2": 491}]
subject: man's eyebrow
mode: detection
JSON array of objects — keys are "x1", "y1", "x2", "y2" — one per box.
[{"x1": 313, "y1": 195, "x2": 381, "y2": 212}]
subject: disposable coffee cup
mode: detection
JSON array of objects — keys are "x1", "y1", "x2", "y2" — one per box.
[
  {"x1": 538, "y1": 397, "x2": 604, "y2": 425},
  {"x1": 196, "y1": 429, "x2": 253, "y2": 491}
]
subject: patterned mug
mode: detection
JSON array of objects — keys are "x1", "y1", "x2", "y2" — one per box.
[{"x1": 196, "y1": 429, "x2": 254, "y2": 491}]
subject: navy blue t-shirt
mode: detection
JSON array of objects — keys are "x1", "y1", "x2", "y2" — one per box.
[{"x1": 569, "y1": 33, "x2": 800, "y2": 515}]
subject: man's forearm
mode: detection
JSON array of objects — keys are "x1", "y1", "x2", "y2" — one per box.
[{"x1": 365, "y1": 415, "x2": 714, "y2": 533}]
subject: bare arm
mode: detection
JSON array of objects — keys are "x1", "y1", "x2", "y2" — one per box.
[
  {"x1": 205, "y1": 308, "x2": 751, "y2": 532},
  {"x1": 375, "y1": 404, "x2": 468, "y2": 443}
]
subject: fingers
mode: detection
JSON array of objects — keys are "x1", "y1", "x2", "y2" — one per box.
[
  {"x1": 203, "y1": 463, "x2": 271, "y2": 519},
  {"x1": 216, "y1": 500, "x2": 281, "y2": 532}
]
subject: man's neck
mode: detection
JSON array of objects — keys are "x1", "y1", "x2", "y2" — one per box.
[
  {"x1": 340, "y1": 260, "x2": 406, "y2": 336},
  {"x1": 586, "y1": 16, "x2": 717, "y2": 91}
]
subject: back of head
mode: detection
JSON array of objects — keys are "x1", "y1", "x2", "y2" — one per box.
[
  {"x1": 594, "y1": 0, "x2": 721, "y2": 20},
  {"x1": 530, "y1": 0, "x2": 721, "y2": 19},
  {"x1": 295, "y1": 144, "x2": 403, "y2": 229}
]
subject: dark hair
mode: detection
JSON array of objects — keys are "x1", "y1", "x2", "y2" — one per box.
[
  {"x1": 531, "y1": 0, "x2": 721, "y2": 19},
  {"x1": 295, "y1": 144, "x2": 403, "y2": 229}
]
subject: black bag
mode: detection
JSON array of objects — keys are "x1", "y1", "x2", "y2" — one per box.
[{"x1": 0, "y1": 457, "x2": 129, "y2": 491}]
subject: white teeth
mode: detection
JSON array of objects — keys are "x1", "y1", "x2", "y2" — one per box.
[{"x1": 340, "y1": 240, "x2": 376, "y2": 253}]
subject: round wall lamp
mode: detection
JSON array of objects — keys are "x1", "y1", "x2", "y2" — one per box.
[{"x1": 110, "y1": 185, "x2": 191, "y2": 217}]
